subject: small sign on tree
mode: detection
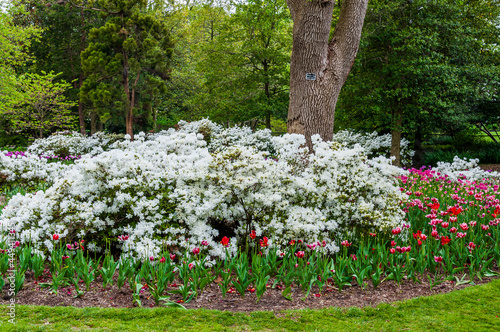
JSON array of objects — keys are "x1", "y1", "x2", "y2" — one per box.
[{"x1": 305, "y1": 73, "x2": 316, "y2": 81}]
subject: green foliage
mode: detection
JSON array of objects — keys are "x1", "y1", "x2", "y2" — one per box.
[
  {"x1": 336, "y1": 0, "x2": 500, "y2": 149},
  {"x1": 6, "y1": 71, "x2": 77, "y2": 138},
  {"x1": 80, "y1": 0, "x2": 173, "y2": 135},
  {"x1": 0, "y1": 6, "x2": 42, "y2": 128}
]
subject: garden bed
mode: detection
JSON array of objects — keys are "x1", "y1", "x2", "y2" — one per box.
[{"x1": 2, "y1": 267, "x2": 498, "y2": 312}]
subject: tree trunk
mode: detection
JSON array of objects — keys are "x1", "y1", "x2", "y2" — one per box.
[
  {"x1": 90, "y1": 112, "x2": 97, "y2": 135},
  {"x1": 391, "y1": 108, "x2": 403, "y2": 167},
  {"x1": 286, "y1": 0, "x2": 368, "y2": 148},
  {"x1": 412, "y1": 125, "x2": 424, "y2": 168},
  {"x1": 78, "y1": 74, "x2": 86, "y2": 136}
]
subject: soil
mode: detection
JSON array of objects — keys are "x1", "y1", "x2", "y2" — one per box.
[
  {"x1": 479, "y1": 164, "x2": 500, "y2": 172},
  {"x1": 2, "y1": 267, "x2": 499, "y2": 312}
]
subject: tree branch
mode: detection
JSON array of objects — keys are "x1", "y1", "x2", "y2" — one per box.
[{"x1": 328, "y1": 0, "x2": 368, "y2": 84}]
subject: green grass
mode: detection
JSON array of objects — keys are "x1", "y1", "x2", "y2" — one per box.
[{"x1": 1, "y1": 279, "x2": 499, "y2": 332}]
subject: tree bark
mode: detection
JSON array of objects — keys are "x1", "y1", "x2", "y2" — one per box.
[
  {"x1": 78, "y1": 74, "x2": 86, "y2": 136},
  {"x1": 90, "y1": 112, "x2": 97, "y2": 135},
  {"x1": 286, "y1": 0, "x2": 368, "y2": 148},
  {"x1": 390, "y1": 107, "x2": 403, "y2": 167},
  {"x1": 412, "y1": 125, "x2": 424, "y2": 168}
]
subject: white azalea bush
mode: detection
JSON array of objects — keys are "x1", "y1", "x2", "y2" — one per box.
[
  {"x1": 331, "y1": 130, "x2": 415, "y2": 165},
  {"x1": 1, "y1": 120, "x2": 407, "y2": 260},
  {"x1": 434, "y1": 156, "x2": 500, "y2": 181},
  {"x1": 0, "y1": 151, "x2": 68, "y2": 188},
  {"x1": 27, "y1": 131, "x2": 125, "y2": 158}
]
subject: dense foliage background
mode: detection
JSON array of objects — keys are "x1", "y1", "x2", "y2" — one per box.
[{"x1": 1, "y1": 0, "x2": 499, "y2": 166}]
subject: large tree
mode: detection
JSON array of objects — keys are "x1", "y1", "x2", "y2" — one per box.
[
  {"x1": 285, "y1": 0, "x2": 368, "y2": 146},
  {"x1": 80, "y1": 0, "x2": 173, "y2": 139}
]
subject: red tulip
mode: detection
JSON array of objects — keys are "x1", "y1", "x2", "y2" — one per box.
[
  {"x1": 52, "y1": 234, "x2": 59, "y2": 241},
  {"x1": 221, "y1": 236, "x2": 230, "y2": 247}
]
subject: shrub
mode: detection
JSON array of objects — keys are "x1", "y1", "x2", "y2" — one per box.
[{"x1": 1, "y1": 120, "x2": 408, "y2": 260}]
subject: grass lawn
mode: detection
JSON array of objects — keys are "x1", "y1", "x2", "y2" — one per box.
[{"x1": 1, "y1": 278, "x2": 499, "y2": 332}]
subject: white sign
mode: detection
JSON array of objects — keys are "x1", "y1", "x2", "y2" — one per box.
[{"x1": 306, "y1": 73, "x2": 316, "y2": 81}]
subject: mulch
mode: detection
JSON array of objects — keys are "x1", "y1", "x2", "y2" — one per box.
[{"x1": 2, "y1": 266, "x2": 499, "y2": 312}]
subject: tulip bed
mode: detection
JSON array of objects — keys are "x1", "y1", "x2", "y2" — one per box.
[{"x1": 0, "y1": 164, "x2": 499, "y2": 308}]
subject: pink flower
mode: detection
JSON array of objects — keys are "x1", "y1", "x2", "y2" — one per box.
[
  {"x1": 469, "y1": 220, "x2": 477, "y2": 227},
  {"x1": 52, "y1": 234, "x2": 59, "y2": 241},
  {"x1": 295, "y1": 251, "x2": 305, "y2": 258},
  {"x1": 351, "y1": 254, "x2": 357, "y2": 261},
  {"x1": 201, "y1": 240, "x2": 209, "y2": 246},
  {"x1": 192, "y1": 247, "x2": 200, "y2": 255},
  {"x1": 169, "y1": 254, "x2": 176, "y2": 260},
  {"x1": 450, "y1": 227, "x2": 457, "y2": 233},
  {"x1": 434, "y1": 256, "x2": 443, "y2": 263},
  {"x1": 341, "y1": 240, "x2": 351, "y2": 247},
  {"x1": 188, "y1": 263, "x2": 195, "y2": 270},
  {"x1": 459, "y1": 223, "x2": 469, "y2": 231},
  {"x1": 467, "y1": 242, "x2": 476, "y2": 252},
  {"x1": 294, "y1": 264, "x2": 299, "y2": 268},
  {"x1": 420, "y1": 234, "x2": 427, "y2": 240},
  {"x1": 118, "y1": 235, "x2": 129, "y2": 241},
  {"x1": 456, "y1": 232, "x2": 467, "y2": 238},
  {"x1": 159, "y1": 257, "x2": 166, "y2": 263},
  {"x1": 392, "y1": 227, "x2": 401, "y2": 235},
  {"x1": 389, "y1": 248, "x2": 396, "y2": 254},
  {"x1": 306, "y1": 243, "x2": 316, "y2": 250},
  {"x1": 431, "y1": 230, "x2": 439, "y2": 237},
  {"x1": 391, "y1": 240, "x2": 396, "y2": 247},
  {"x1": 66, "y1": 244, "x2": 74, "y2": 250},
  {"x1": 481, "y1": 224, "x2": 489, "y2": 231},
  {"x1": 149, "y1": 256, "x2": 154, "y2": 261},
  {"x1": 441, "y1": 222, "x2": 449, "y2": 228}
]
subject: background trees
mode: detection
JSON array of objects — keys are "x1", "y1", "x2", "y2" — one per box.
[
  {"x1": 335, "y1": 0, "x2": 500, "y2": 166},
  {"x1": 80, "y1": 0, "x2": 173, "y2": 139},
  {"x1": 1, "y1": 0, "x2": 500, "y2": 167}
]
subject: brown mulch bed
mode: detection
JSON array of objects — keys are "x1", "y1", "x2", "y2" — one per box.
[
  {"x1": 479, "y1": 164, "x2": 500, "y2": 172},
  {"x1": 2, "y1": 267, "x2": 499, "y2": 312}
]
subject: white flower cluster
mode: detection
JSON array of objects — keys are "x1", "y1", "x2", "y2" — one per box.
[
  {"x1": 0, "y1": 151, "x2": 68, "y2": 185},
  {"x1": 434, "y1": 156, "x2": 500, "y2": 181},
  {"x1": 27, "y1": 131, "x2": 125, "y2": 157},
  {"x1": 331, "y1": 130, "x2": 415, "y2": 165},
  {"x1": 1, "y1": 120, "x2": 406, "y2": 259}
]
